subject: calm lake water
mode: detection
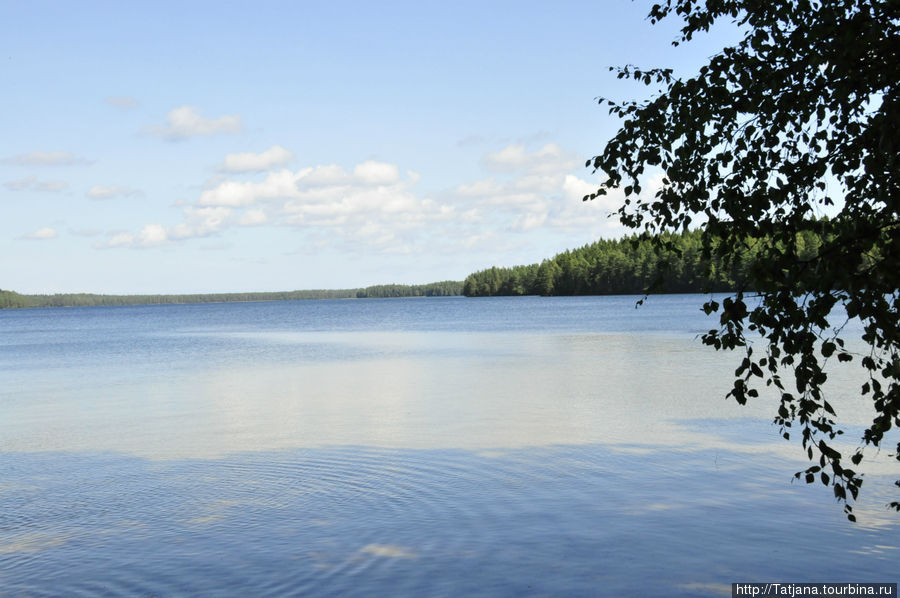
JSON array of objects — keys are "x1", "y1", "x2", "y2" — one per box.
[{"x1": 1, "y1": 295, "x2": 897, "y2": 596}]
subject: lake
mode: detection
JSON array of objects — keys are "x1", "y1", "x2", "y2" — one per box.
[{"x1": 1, "y1": 295, "x2": 897, "y2": 596}]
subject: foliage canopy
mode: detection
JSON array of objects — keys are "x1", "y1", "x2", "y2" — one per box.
[{"x1": 586, "y1": 0, "x2": 899, "y2": 520}]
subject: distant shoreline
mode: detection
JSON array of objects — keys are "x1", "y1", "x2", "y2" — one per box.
[
  {"x1": 0, "y1": 281, "x2": 464, "y2": 309},
  {"x1": 4, "y1": 228, "x2": 766, "y2": 310}
]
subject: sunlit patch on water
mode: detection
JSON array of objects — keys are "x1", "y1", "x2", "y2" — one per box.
[
  {"x1": 359, "y1": 544, "x2": 418, "y2": 559},
  {"x1": 0, "y1": 532, "x2": 68, "y2": 555}
]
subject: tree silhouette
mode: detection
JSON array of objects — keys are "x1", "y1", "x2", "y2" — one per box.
[{"x1": 586, "y1": 0, "x2": 899, "y2": 520}]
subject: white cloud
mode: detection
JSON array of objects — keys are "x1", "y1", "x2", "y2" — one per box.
[
  {"x1": 512, "y1": 212, "x2": 548, "y2": 231},
  {"x1": 95, "y1": 143, "x2": 626, "y2": 254},
  {"x1": 23, "y1": 227, "x2": 58, "y2": 240},
  {"x1": 2, "y1": 151, "x2": 91, "y2": 166},
  {"x1": 562, "y1": 175, "x2": 600, "y2": 202},
  {"x1": 443, "y1": 143, "x2": 626, "y2": 239},
  {"x1": 219, "y1": 145, "x2": 294, "y2": 173},
  {"x1": 104, "y1": 158, "x2": 446, "y2": 251},
  {"x1": 146, "y1": 106, "x2": 243, "y2": 141},
  {"x1": 281, "y1": 183, "x2": 429, "y2": 225},
  {"x1": 198, "y1": 169, "x2": 302, "y2": 207},
  {"x1": 98, "y1": 206, "x2": 234, "y2": 248},
  {"x1": 239, "y1": 209, "x2": 268, "y2": 226},
  {"x1": 169, "y1": 206, "x2": 232, "y2": 240},
  {"x1": 482, "y1": 142, "x2": 580, "y2": 175},
  {"x1": 105, "y1": 96, "x2": 139, "y2": 108},
  {"x1": 353, "y1": 160, "x2": 400, "y2": 185},
  {"x1": 5, "y1": 176, "x2": 36, "y2": 191},
  {"x1": 513, "y1": 174, "x2": 563, "y2": 194},
  {"x1": 86, "y1": 185, "x2": 143, "y2": 200},
  {"x1": 300, "y1": 164, "x2": 348, "y2": 186},
  {"x1": 135, "y1": 224, "x2": 168, "y2": 246},
  {"x1": 4, "y1": 176, "x2": 68, "y2": 192},
  {"x1": 101, "y1": 224, "x2": 168, "y2": 248},
  {"x1": 36, "y1": 180, "x2": 69, "y2": 192},
  {"x1": 69, "y1": 228, "x2": 103, "y2": 237},
  {"x1": 483, "y1": 144, "x2": 529, "y2": 169},
  {"x1": 101, "y1": 233, "x2": 135, "y2": 248},
  {"x1": 486, "y1": 192, "x2": 546, "y2": 209},
  {"x1": 197, "y1": 161, "x2": 409, "y2": 209},
  {"x1": 456, "y1": 178, "x2": 503, "y2": 196}
]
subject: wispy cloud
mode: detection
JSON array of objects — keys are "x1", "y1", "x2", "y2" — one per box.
[
  {"x1": 238, "y1": 209, "x2": 268, "y2": 226},
  {"x1": 85, "y1": 185, "x2": 143, "y2": 200},
  {"x1": 457, "y1": 143, "x2": 620, "y2": 233},
  {"x1": 99, "y1": 159, "x2": 442, "y2": 249},
  {"x1": 197, "y1": 160, "x2": 407, "y2": 208},
  {"x1": 482, "y1": 142, "x2": 579, "y2": 175},
  {"x1": 145, "y1": 106, "x2": 243, "y2": 141},
  {"x1": 105, "y1": 96, "x2": 139, "y2": 109},
  {"x1": 69, "y1": 228, "x2": 103, "y2": 237},
  {"x1": 2, "y1": 151, "x2": 91, "y2": 166},
  {"x1": 99, "y1": 224, "x2": 169, "y2": 249},
  {"x1": 218, "y1": 145, "x2": 294, "y2": 173},
  {"x1": 456, "y1": 178, "x2": 503, "y2": 197},
  {"x1": 22, "y1": 227, "x2": 58, "y2": 240},
  {"x1": 4, "y1": 176, "x2": 69, "y2": 192},
  {"x1": 456, "y1": 134, "x2": 485, "y2": 148},
  {"x1": 353, "y1": 160, "x2": 400, "y2": 185},
  {"x1": 95, "y1": 206, "x2": 234, "y2": 249},
  {"x1": 36, "y1": 180, "x2": 68, "y2": 192}
]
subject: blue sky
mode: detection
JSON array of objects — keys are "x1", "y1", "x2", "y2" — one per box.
[{"x1": 2, "y1": 1, "x2": 738, "y2": 294}]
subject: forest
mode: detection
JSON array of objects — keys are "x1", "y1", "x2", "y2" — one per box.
[
  {"x1": 462, "y1": 228, "x2": 826, "y2": 297},
  {"x1": 355, "y1": 281, "x2": 462, "y2": 298}
]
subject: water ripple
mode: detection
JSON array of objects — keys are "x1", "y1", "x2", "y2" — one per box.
[{"x1": 3, "y1": 445, "x2": 897, "y2": 596}]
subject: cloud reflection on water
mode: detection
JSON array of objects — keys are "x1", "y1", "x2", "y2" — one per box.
[
  {"x1": 3, "y1": 329, "x2": 893, "y2": 493},
  {"x1": 3, "y1": 331, "x2": 753, "y2": 457}
]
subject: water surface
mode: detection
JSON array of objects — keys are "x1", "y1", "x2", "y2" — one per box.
[{"x1": 1, "y1": 296, "x2": 896, "y2": 596}]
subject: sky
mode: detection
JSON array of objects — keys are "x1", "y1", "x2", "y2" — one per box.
[{"x1": 1, "y1": 1, "x2": 739, "y2": 294}]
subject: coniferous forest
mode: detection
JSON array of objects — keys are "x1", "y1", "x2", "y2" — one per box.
[{"x1": 462, "y1": 228, "x2": 825, "y2": 297}]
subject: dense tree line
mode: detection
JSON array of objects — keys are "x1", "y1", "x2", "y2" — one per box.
[
  {"x1": 463, "y1": 229, "x2": 729, "y2": 297},
  {"x1": 356, "y1": 281, "x2": 462, "y2": 298},
  {"x1": 463, "y1": 228, "x2": 827, "y2": 297},
  {"x1": 0, "y1": 289, "x2": 30, "y2": 309}
]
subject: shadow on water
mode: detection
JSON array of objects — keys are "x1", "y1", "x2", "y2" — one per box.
[{"x1": 1, "y1": 444, "x2": 897, "y2": 597}]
